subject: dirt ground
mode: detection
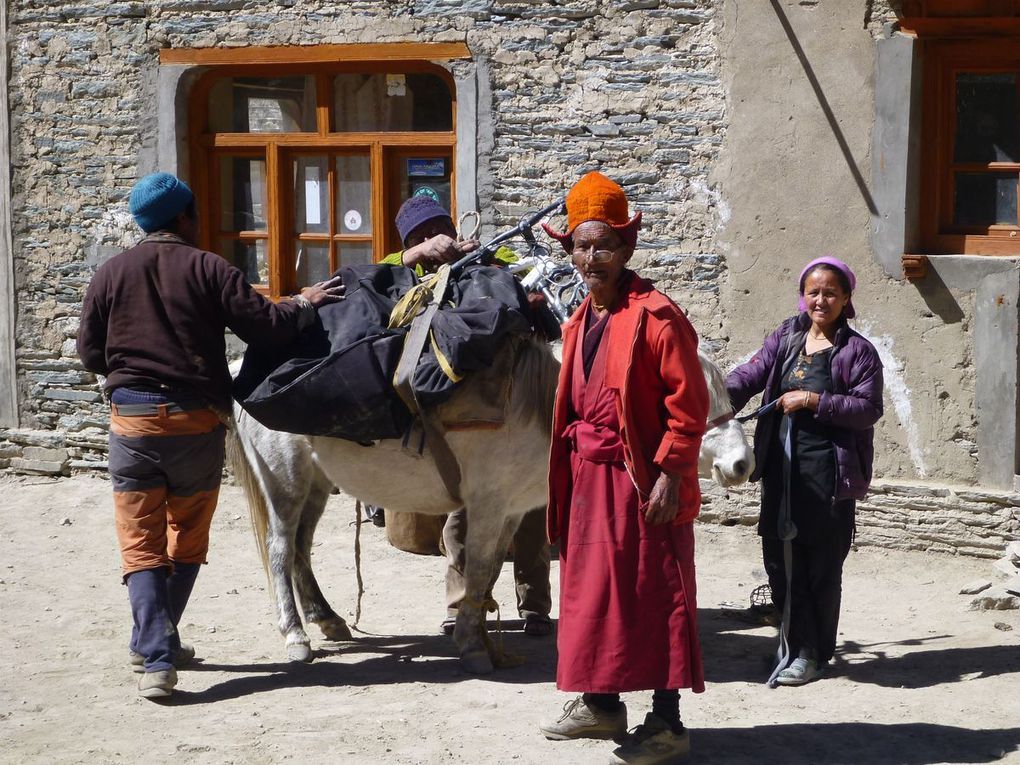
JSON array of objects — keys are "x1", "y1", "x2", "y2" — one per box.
[{"x1": 1, "y1": 473, "x2": 1018, "y2": 765}]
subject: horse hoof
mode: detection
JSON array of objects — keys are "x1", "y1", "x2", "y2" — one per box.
[
  {"x1": 460, "y1": 650, "x2": 494, "y2": 675},
  {"x1": 287, "y1": 643, "x2": 313, "y2": 663},
  {"x1": 319, "y1": 618, "x2": 353, "y2": 641}
]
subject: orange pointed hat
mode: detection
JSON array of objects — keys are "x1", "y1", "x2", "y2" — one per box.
[{"x1": 542, "y1": 171, "x2": 642, "y2": 251}]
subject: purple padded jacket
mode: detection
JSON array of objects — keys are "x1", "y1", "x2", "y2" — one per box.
[{"x1": 725, "y1": 313, "x2": 884, "y2": 501}]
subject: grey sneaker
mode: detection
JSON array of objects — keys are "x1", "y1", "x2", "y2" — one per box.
[
  {"x1": 609, "y1": 713, "x2": 690, "y2": 764},
  {"x1": 129, "y1": 643, "x2": 195, "y2": 674},
  {"x1": 137, "y1": 668, "x2": 177, "y2": 699},
  {"x1": 775, "y1": 657, "x2": 824, "y2": 686},
  {"x1": 540, "y1": 696, "x2": 628, "y2": 741}
]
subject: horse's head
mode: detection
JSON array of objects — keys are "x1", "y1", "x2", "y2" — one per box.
[{"x1": 698, "y1": 350, "x2": 754, "y2": 487}]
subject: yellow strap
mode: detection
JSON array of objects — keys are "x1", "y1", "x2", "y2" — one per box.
[
  {"x1": 388, "y1": 269, "x2": 444, "y2": 329},
  {"x1": 430, "y1": 329, "x2": 463, "y2": 383}
]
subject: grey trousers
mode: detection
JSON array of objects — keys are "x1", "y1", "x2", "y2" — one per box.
[{"x1": 443, "y1": 506, "x2": 552, "y2": 619}]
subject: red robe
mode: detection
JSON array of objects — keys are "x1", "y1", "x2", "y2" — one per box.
[{"x1": 549, "y1": 273, "x2": 708, "y2": 693}]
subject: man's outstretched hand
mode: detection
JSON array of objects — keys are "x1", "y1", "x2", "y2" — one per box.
[{"x1": 299, "y1": 276, "x2": 346, "y2": 307}]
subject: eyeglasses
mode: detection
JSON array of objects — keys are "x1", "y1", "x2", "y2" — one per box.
[{"x1": 571, "y1": 244, "x2": 617, "y2": 263}]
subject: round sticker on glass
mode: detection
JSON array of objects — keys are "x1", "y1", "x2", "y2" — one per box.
[
  {"x1": 343, "y1": 210, "x2": 363, "y2": 231},
  {"x1": 413, "y1": 186, "x2": 440, "y2": 202}
]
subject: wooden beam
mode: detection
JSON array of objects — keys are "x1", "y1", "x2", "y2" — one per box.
[
  {"x1": 899, "y1": 17, "x2": 1020, "y2": 36},
  {"x1": 160, "y1": 43, "x2": 471, "y2": 67},
  {"x1": 902, "y1": 255, "x2": 930, "y2": 280}
]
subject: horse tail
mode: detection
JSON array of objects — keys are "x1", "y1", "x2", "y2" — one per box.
[
  {"x1": 225, "y1": 410, "x2": 275, "y2": 597},
  {"x1": 509, "y1": 336, "x2": 560, "y2": 435}
]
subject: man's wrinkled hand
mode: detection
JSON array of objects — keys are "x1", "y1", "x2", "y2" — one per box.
[
  {"x1": 299, "y1": 276, "x2": 345, "y2": 308},
  {"x1": 644, "y1": 471, "x2": 681, "y2": 525},
  {"x1": 405, "y1": 235, "x2": 479, "y2": 269}
]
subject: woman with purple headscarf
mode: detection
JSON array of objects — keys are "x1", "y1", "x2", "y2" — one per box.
[{"x1": 725, "y1": 257, "x2": 884, "y2": 686}]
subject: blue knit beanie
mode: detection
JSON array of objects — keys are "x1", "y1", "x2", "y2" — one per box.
[
  {"x1": 129, "y1": 172, "x2": 195, "y2": 233},
  {"x1": 395, "y1": 195, "x2": 452, "y2": 246}
]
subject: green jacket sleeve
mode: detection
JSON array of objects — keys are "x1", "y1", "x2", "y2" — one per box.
[{"x1": 381, "y1": 246, "x2": 517, "y2": 275}]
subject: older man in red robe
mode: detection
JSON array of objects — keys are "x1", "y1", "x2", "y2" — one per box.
[{"x1": 539, "y1": 172, "x2": 708, "y2": 765}]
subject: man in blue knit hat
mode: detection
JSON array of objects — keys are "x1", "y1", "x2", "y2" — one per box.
[{"x1": 78, "y1": 172, "x2": 344, "y2": 700}]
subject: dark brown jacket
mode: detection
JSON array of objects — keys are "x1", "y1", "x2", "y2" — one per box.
[{"x1": 78, "y1": 233, "x2": 311, "y2": 410}]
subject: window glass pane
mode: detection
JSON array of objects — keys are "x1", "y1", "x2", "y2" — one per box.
[
  {"x1": 219, "y1": 238, "x2": 268, "y2": 284},
  {"x1": 954, "y1": 172, "x2": 1018, "y2": 226},
  {"x1": 332, "y1": 73, "x2": 453, "y2": 132},
  {"x1": 219, "y1": 157, "x2": 267, "y2": 232},
  {"x1": 954, "y1": 73, "x2": 1020, "y2": 163},
  {"x1": 209, "y1": 76, "x2": 316, "y2": 133},
  {"x1": 295, "y1": 241, "x2": 331, "y2": 286},
  {"x1": 294, "y1": 156, "x2": 330, "y2": 235},
  {"x1": 396, "y1": 156, "x2": 452, "y2": 214},
  {"x1": 337, "y1": 241, "x2": 373, "y2": 269},
  {"x1": 336, "y1": 155, "x2": 372, "y2": 235}
]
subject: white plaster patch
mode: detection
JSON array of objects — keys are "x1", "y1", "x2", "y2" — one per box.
[
  {"x1": 857, "y1": 321, "x2": 927, "y2": 477},
  {"x1": 682, "y1": 178, "x2": 730, "y2": 227},
  {"x1": 90, "y1": 207, "x2": 136, "y2": 249}
]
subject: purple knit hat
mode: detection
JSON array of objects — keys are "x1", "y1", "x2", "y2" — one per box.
[
  {"x1": 797, "y1": 256, "x2": 857, "y2": 319},
  {"x1": 395, "y1": 195, "x2": 453, "y2": 247}
]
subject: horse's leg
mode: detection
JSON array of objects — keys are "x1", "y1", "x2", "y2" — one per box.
[
  {"x1": 232, "y1": 411, "x2": 313, "y2": 662},
  {"x1": 262, "y1": 478, "x2": 315, "y2": 662},
  {"x1": 454, "y1": 505, "x2": 522, "y2": 674},
  {"x1": 292, "y1": 478, "x2": 352, "y2": 642}
]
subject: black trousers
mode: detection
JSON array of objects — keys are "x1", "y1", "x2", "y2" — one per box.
[{"x1": 761, "y1": 516, "x2": 853, "y2": 664}]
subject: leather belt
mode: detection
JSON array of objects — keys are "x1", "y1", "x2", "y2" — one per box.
[{"x1": 110, "y1": 402, "x2": 206, "y2": 417}]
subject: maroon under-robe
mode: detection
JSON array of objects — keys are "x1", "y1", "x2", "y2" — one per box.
[{"x1": 556, "y1": 311, "x2": 705, "y2": 694}]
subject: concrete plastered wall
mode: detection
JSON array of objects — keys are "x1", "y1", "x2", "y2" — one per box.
[{"x1": 715, "y1": 0, "x2": 980, "y2": 487}]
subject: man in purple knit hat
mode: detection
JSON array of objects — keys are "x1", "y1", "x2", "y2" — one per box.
[{"x1": 379, "y1": 194, "x2": 554, "y2": 638}]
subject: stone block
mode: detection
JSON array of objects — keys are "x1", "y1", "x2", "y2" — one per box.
[
  {"x1": 959, "y1": 579, "x2": 992, "y2": 595},
  {"x1": 22, "y1": 446, "x2": 68, "y2": 463},
  {"x1": 43, "y1": 388, "x2": 102, "y2": 402},
  {"x1": 968, "y1": 587, "x2": 1020, "y2": 611},
  {"x1": 1006, "y1": 575, "x2": 1020, "y2": 597},
  {"x1": 69, "y1": 459, "x2": 108, "y2": 471},
  {"x1": 4, "y1": 430, "x2": 65, "y2": 448},
  {"x1": 9, "y1": 457, "x2": 67, "y2": 475}
]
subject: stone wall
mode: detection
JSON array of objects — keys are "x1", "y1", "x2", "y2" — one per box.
[
  {"x1": 700, "y1": 479, "x2": 1020, "y2": 560},
  {"x1": 3, "y1": 0, "x2": 726, "y2": 465}
]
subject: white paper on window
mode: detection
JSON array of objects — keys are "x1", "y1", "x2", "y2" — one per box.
[{"x1": 304, "y1": 166, "x2": 322, "y2": 226}]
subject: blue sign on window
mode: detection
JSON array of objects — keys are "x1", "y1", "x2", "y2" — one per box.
[{"x1": 407, "y1": 158, "x2": 446, "y2": 177}]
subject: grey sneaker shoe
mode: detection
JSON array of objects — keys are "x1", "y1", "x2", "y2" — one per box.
[
  {"x1": 138, "y1": 668, "x2": 178, "y2": 699},
  {"x1": 609, "y1": 713, "x2": 690, "y2": 764},
  {"x1": 540, "y1": 696, "x2": 628, "y2": 741},
  {"x1": 774, "y1": 657, "x2": 824, "y2": 686},
  {"x1": 129, "y1": 643, "x2": 195, "y2": 674}
]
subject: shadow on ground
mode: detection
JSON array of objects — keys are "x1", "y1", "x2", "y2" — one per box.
[
  {"x1": 699, "y1": 607, "x2": 1020, "y2": 691},
  {"x1": 691, "y1": 722, "x2": 1019, "y2": 764},
  {"x1": 173, "y1": 624, "x2": 559, "y2": 705}
]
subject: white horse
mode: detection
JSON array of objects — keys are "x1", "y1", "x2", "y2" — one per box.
[{"x1": 228, "y1": 339, "x2": 753, "y2": 674}]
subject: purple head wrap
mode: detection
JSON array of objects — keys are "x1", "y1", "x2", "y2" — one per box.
[{"x1": 797, "y1": 256, "x2": 857, "y2": 319}]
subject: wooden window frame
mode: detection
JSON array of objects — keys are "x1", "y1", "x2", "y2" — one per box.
[
  {"x1": 903, "y1": 2, "x2": 1020, "y2": 256},
  {"x1": 920, "y1": 39, "x2": 1020, "y2": 255},
  {"x1": 169, "y1": 44, "x2": 469, "y2": 298}
]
